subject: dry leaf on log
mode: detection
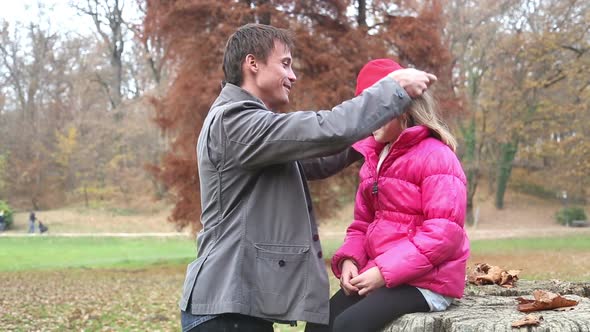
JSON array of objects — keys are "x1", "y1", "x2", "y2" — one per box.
[
  {"x1": 516, "y1": 290, "x2": 579, "y2": 312},
  {"x1": 467, "y1": 263, "x2": 520, "y2": 288},
  {"x1": 511, "y1": 314, "x2": 543, "y2": 328},
  {"x1": 554, "y1": 306, "x2": 577, "y2": 312}
]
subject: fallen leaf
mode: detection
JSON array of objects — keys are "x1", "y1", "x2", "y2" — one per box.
[
  {"x1": 467, "y1": 263, "x2": 520, "y2": 288},
  {"x1": 554, "y1": 306, "x2": 577, "y2": 312},
  {"x1": 517, "y1": 290, "x2": 579, "y2": 312},
  {"x1": 516, "y1": 297, "x2": 535, "y2": 305},
  {"x1": 511, "y1": 314, "x2": 543, "y2": 328}
]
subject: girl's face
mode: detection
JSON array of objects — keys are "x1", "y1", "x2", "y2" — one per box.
[{"x1": 373, "y1": 118, "x2": 403, "y2": 143}]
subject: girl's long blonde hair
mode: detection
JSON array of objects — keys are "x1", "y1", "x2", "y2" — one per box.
[{"x1": 401, "y1": 91, "x2": 457, "y2": 152}]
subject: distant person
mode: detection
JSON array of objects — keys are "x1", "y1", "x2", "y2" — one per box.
[
  {"x1": 0, "y1": 210, "x2": 5, "y2": 232},
  {"x1": 179, "y1": 24, "x2": 437, "y2": 332},
  {"x1": 305, "y1": 59, "x2": 470, "y2": 332},
  {"x1": 28, "y1": 212, "x2": 36, "y2": 233},
  {"x1": 38, "y1": 220, "x2": 48, "y2": 234}
]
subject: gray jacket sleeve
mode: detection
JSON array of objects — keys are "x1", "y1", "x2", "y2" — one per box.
[
  {"x1": 222, "y1": 77, "x2": 410, "y2": 169},
  {"x1": 299, "y1": 147, "x2": 362, "y2": 181}
]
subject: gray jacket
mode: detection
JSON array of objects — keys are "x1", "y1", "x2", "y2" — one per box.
[{"x1": 180, "y1": 77, "x2": 411, "y2": 324}]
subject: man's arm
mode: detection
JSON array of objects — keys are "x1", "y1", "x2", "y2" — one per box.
[
  {"x1": 298, "y1": 147, "x2": 362, "y2": 181},
  {"x1": 223, "y1": 77, "x2": 411, "y2": 169}
]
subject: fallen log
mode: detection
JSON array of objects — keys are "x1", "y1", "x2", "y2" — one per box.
[{"x1": 381, "y1": 281, "x2": 590, "y2": 332}]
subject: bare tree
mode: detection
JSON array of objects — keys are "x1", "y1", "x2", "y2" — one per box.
[
  {"x1": 126, "y1": 0, "x2": 167, "y2": 88},
  {"x1": 0, "y1": 21, "x2": 65, "y2": 208},
  {"x1": 74, "y1": 0, "x2": 126, "y2": 111}
]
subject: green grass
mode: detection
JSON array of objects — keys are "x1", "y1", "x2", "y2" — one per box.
[
  {"x1": 1, "y1": 234, "x2": 589, "y2": 332},
  {"x1": 0, "y1": 236, "x2": 344, "y2": 272},
  {"x1": 1, "y1": 234, "x2": 589, "y2": 272},
  {"x1": 0, "y1": 236, "x2": 197, "y2": 271},
  {"x1": 325, "y1": 235, "x2": 590, "y2": 258},
  {"x1": 470, "y1": 235, "x2": 590, "y2": 253}
]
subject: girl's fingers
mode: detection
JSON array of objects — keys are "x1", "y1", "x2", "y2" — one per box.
[
  {"x1": 343, "y1": 275, "x2": 360, "y2": 293},
  {"x1": 342, "y1": 286, "x2": 350, "y2": 296},
  {"x1": 360, "y1": 283, "x2": 376, "y2": 296},
  {"x1": 358, "y1": 286, "x2": 369, "y2": 296}
]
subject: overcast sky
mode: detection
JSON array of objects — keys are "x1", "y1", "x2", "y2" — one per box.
[
  {"x1": 1, "y1": 1, "x2": 92, "y2": 33},
  {"x1": 0, "y1": 0, "x2": 141, "y2": 34}
]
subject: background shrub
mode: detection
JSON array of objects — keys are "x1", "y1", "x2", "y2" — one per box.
[
  {"x1": 555, "y1": 206, "x2": 587, "y2": 226},
  {"x1": 0, "y1": 200, "x2": 14, "y2": 229}
]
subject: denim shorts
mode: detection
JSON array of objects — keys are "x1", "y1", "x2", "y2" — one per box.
[{"x1": 180, "y1": 311, "x2": 216, "y2": 332}]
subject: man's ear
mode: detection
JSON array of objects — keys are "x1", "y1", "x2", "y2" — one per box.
[{"x1": 244, "y1": 54, "x2": 258, "y2": 74}]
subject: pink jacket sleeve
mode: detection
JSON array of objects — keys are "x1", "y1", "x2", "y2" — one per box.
[
  {"x1": 374, "y1": 147, "x2": 467, "y2": 288},
  {"x1": 331, "y1": 184, "x2": 374, "y2": 278}
]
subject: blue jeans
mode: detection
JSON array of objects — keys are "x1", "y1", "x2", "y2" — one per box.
[{"x1": 181, "y1": 312, "x2": 274, "y2": 332}]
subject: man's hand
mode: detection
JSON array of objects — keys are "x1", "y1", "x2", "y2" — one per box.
[
  {"x1": 389, "y1": 68, "x2": 437, "y2": 98},
  {"x1": 350, "y1": 266, "x2": 385, "y2": 296},
  {"x1": 340, "y1": 259, "x2": 360, "y2": 296}
]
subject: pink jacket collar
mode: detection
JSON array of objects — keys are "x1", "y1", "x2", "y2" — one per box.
[{"x1": 352, "y1": 125, "x2": 431, "y2": 160}]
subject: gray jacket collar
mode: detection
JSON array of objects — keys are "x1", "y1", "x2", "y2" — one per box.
[{"x1": 219, "y1": 83, "x2": 268, "y2": 109}]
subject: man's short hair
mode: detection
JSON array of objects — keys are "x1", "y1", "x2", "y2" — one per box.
[{"x1": 222, "y1": 23, "x2": 294, "y2": 86}]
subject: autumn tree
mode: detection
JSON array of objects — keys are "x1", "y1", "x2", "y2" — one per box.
[
  {"x1": 0, "y1": 20, "x2": 66, "y2": 208},
  {"x1": 143, "y1": 0, "x2": 456, "y2": 231},
  {"x1": 480, "y1": 0, "x2": 589, "y2": 208},
  {"x1": 444, "y1": 0, "x2": 523, "y2": 221},
  {"x1": 0, "y1": 4, "x2": 168, "y2": 210},
  {"x1": 444, "y1": 0, "x2": 589, "y2": 216},
  {"x1": 69, "y1": 0, "x2": 170, "y2": 206}
]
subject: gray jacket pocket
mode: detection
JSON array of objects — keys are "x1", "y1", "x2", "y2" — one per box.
[
  {"x1": 179, "y1": 256, "x2": 207, "y2": 311},
  {"x1": 253, "y1": 243, "x2": 310, "y2": 316}
]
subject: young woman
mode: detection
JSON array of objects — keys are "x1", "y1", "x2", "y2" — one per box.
[{"x1": 306, "y1": 59, "x2": 469, "y2": 332}]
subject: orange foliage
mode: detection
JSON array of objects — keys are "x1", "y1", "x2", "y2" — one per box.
[{"x1": 143, "y1": 0, "x2": 459, "y2": 231}]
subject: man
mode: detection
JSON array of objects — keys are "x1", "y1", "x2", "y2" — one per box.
[
  {"x1": 28, "y1": 212, "x2": 35, "y2": 234},
  {"x1": 180, "y1": 23, "x2": 437, "y2": 332},
  {"x1": 0, "y1": 210, "x2": 5, "y2": 232}
]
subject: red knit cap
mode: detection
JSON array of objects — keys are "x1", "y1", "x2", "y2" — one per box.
[{"x1": 355, "y1": 59, "x2": 404, "y2": 96}]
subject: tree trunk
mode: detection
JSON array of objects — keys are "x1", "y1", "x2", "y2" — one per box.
[
  {"x1": 461, "y1": 118, "x2": 478, "y2": 226},
  {"x1": 112, "y1": 52, "x2": 123, "y2": 112},
  {"x1": 495, "y1": 141, "x2": 518, "y2": 209},
  {"x1": 258, "y1": 0, "x2": 271, "y2": 25},
  {"x1": 357, "y1": 0, "x2": 367, "y2": 28},
  {"x1": 84, "y1": 185, "x2": 89, "y2": 208}
]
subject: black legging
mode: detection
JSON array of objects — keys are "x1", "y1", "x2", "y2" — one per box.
[{"x1": 305, "y1": 285, "x2": 430, "y2": 332}]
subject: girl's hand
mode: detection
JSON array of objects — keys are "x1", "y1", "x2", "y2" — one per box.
[
  {"x1": 350, "y1": 267, "x2": 385, "y2": 296},
  {"x1": 340, "y1": 259, "x2": 359, "y2": 296}
]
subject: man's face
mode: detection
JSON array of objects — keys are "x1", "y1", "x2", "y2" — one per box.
[{"x1": 254, "y1": 41, "x2": 297, "y2": 110}]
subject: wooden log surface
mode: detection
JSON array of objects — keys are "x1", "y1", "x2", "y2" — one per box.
[{"x1": 381, "y1": 281, "x2": 590, "y2": 332}]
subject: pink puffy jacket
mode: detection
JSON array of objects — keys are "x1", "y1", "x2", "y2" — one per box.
[{"x1": 331, "y1": 125, "x2": 470, "y2": 298}]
